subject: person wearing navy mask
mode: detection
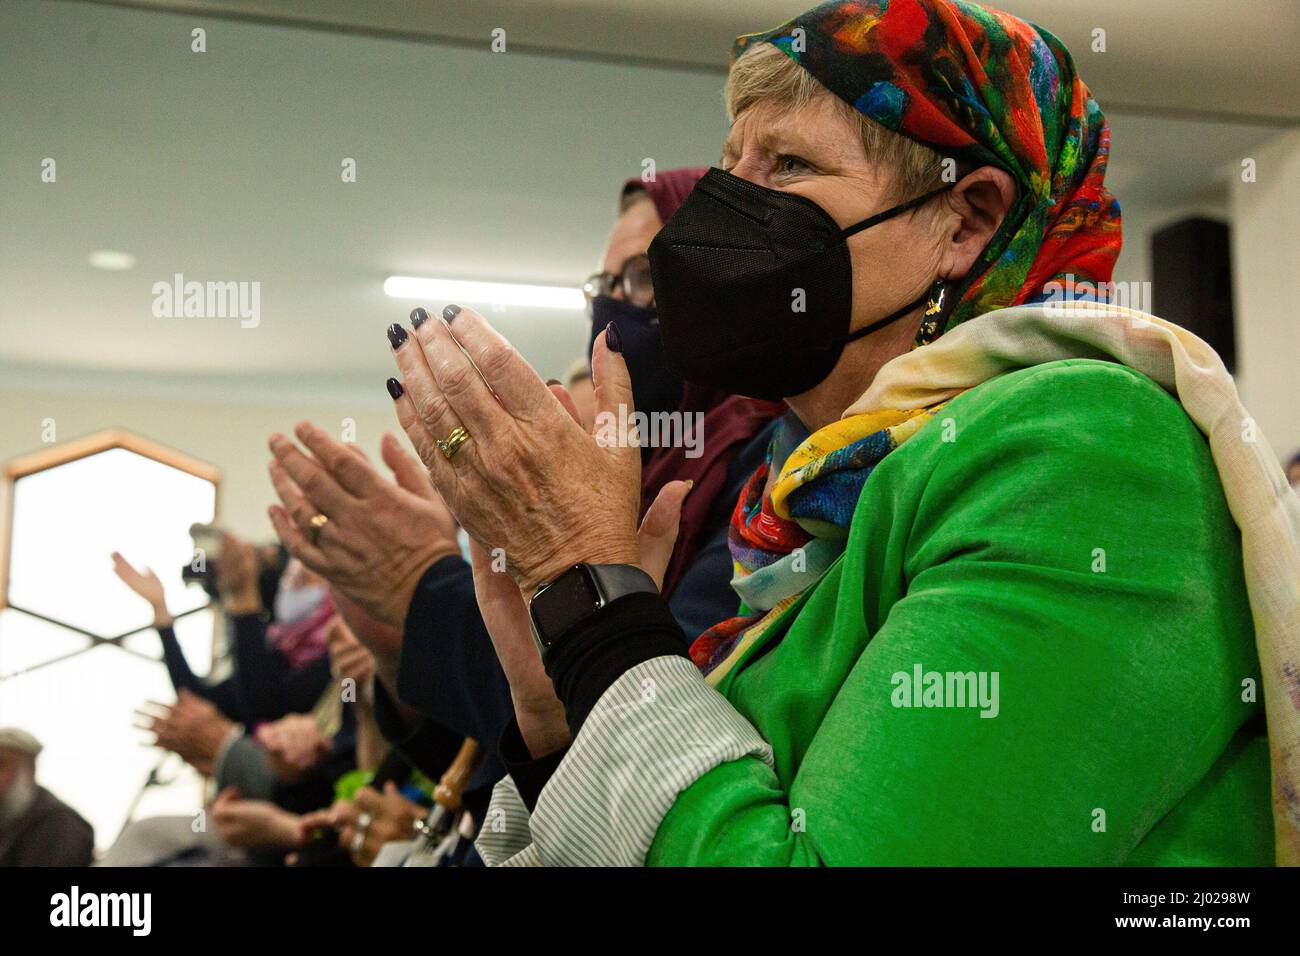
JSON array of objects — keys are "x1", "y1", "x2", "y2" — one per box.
[
  {"x1": 584, "y1": 183, "x2": 684, "y2": 430},
  {"x1": 586, "y1": 170, "x2": 784, "y2": 627}
]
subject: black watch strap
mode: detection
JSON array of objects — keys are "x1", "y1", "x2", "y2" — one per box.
[{"x1": 529, "y1": 563, "x2": 658, "y2": 662}]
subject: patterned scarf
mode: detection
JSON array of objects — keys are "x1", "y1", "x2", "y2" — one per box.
[{"x1": 693, "y1": 0, "x2": 1121, "y2": 680}]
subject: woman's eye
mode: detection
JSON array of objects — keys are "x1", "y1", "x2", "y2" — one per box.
[{"x1": 775, "y1": 154, "x2": 813, "y2": 175}]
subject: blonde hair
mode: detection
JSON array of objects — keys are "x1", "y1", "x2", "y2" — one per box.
[{"x1": 725, "y1": 43, "x2": 947, "y2": 201}]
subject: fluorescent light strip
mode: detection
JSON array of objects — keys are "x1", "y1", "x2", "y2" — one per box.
[{"x1": 384, "y1": 276, "x2": 584, "y2": 311}]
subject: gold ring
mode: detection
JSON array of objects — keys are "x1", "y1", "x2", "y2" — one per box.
[
  {"x1": 308, "y1": 513, "x2": 328, "y2": 544},
  {"x1": 437, "y1": 426, "x2": 471, "y2": 462}
]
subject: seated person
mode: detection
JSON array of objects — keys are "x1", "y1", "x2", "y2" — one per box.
[
  {"x1": 0, "y1": 728, "x2": 94, "y2": 867},
  {"x1": 262, "y1": 168, "x2": 781, "y2": 769}
]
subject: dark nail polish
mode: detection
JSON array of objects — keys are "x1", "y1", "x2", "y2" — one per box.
[
  {"x1": 385, "y1": 377, "x2": 404, "y2": 400},
  {"x1": 545, "y1": 378, "x2": 561, "y2": 387},
  {"x1": 410, "y1": 307, "x2": 429, "y2": 330},
  {"x1": 442, "y1": 304, "x2": 462, "y2": 323},
  {"x1": 605, "y1": 321, "x2": 623, "y2": 353},
  {"x1": 387, "y1": 323, "x2": 407, "y2": 349}
]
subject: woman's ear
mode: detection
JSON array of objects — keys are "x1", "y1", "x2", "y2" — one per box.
[{"x1": 939, "y1": 165, "x2": 1017, "y2": 281}]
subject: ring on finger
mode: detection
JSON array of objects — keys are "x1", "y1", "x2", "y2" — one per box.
[
  {"x1": 307, "y1": 513, "x2": 329, "y2": 544},
  {"x1": 437, "y1": 426, "x2": 471, "y2": 462}
]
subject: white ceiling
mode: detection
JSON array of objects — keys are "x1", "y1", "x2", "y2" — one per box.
[
  {"x1": 81, "y1": 0, "x2": 1300, "y2": 122},
  {"x1": 77, "y1": 0, "x2": 1300, "y2": 122},
  {"x1": 2, "y1": 0, "x2": 1294, "y2": 406}
]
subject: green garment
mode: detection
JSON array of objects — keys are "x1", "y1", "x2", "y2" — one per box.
[{"x1": 649, "y1": 359, "x2": 1271, "y2": 866}]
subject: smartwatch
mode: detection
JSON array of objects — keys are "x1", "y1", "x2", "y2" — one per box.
[{"x1": 529, "y1": 563, "x2": 659, "y2": 662}]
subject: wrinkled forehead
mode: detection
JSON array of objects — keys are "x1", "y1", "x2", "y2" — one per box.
[{"x1": 720, "y1": 95, "x2": 867, "y2": 168}]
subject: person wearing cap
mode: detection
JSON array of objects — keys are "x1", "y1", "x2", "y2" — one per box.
[{"x1": 0, "y1": 728, "x2": 94, "y2": 867}]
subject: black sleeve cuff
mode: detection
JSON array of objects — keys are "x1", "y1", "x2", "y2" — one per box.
[
  {"x1": 402, "y1": 555, "x2": 466, "y2": 636},
  {"x1": 543, "y1": 591, "x2": 688, "y2": 737},
  {"x1": 398, "y1": 556, "x2": 465, "y2": 710},
  {"x1": 497, "y1": 717, "x2": 569, "y2": 813}
]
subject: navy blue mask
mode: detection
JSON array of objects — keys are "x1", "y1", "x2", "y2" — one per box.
[{"x1": 587, "y1": 295, "x2": 683, "y2": 419}]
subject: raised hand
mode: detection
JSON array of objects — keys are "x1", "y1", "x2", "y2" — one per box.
[
  {"x1": 110, "y1": 552, "x2": 172, "y2": 627},
  {"x1": 386, "y1": 306, "x2": 644, "y2": 600},
  {"x1": 255, "y1": 713, "x2": 331, "y2": 783},
  {"x1": 214, "y1": 533, "x2": 262, "y2": 616},
  {"x1": 267, "y1": 427, "x2": 460, "y2": 629}
]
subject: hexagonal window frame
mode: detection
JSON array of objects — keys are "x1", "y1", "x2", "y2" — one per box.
[{"x1": 0, "y1": 428, "x2": 222, "y2": 674}]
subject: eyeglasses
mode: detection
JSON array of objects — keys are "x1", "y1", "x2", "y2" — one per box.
[{"x1": 583, "y1": 254, "x2": 654, "y2": 310}]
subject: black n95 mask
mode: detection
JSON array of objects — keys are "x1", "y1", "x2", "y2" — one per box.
[{"x1": 647, "y1": 167, "x2": 951, "y2": 400}]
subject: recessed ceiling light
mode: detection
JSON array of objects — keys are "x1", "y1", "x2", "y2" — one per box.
[
  {"x1": 384, "y1": 276, "x2": 584, "y2": 311},
  {"x1": 88, "y1": 250, "x2": 136, "y2": 271}
]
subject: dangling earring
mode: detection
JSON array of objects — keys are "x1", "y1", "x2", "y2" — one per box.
[{"x1": 914, "y1": 280, "x2": 949, "y2": 346}]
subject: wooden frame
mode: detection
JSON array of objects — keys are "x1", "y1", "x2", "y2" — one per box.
[{"x1": 0, "y1": 428, "x2": 221, "y2": 611}]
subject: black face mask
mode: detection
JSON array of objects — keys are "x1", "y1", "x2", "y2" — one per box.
[
  {"x1": 648, "y1": 167, "x2": 953, "y2": 400},
  {"x1": 587, "y1": 295, "x2": 683, "y2": 418}
]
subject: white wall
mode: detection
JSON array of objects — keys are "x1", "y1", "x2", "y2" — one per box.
[{"x1": 1230, "y1": 127, "x2": 1300, "y2": 464}]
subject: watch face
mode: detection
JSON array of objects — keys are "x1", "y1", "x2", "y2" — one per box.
[{"x1": 532, "y1": 566, "x2": 603, "y2": 646}]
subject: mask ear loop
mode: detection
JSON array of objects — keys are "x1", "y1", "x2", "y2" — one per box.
[
  {"x1": 838, "y1": 285, "x2": 935, "y2": 347},
  {"x1": 831, "y1": 183, "x2": 958, "y2": 349},
  {"x1": 836, "y1": 183, "x2": 956, "y2": 242}
]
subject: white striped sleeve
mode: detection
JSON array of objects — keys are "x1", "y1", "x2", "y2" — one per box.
[
  {"x1": 523, "y1": 654, "x2": 773, "y2": 866},
  {"x1": 474, "y1": 776, "x2": 537, "y2": 866}
]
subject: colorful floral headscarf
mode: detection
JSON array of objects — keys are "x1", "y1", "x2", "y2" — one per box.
[{"x1": 732, "y1": 0, "x2": 1123, "y2": 333}]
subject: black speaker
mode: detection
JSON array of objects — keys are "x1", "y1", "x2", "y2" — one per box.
[{"x1": 1151, "y1": 217, "x2": 1235, "y2": 372}]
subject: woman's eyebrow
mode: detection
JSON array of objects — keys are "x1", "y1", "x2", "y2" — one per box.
[
  {"x1": 720, "y1": 130, "x2": 789, "y2": 165},
  {"x1": 759, "y1": 126, "x2": 814, "y2": 156},
  {"x1": 720, "y1": 123, "x2": 824, "y2": 168}
]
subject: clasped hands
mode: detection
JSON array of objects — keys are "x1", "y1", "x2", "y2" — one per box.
[{"x1": 266, "y1": 305, "x2": 690, "y2": 757}]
